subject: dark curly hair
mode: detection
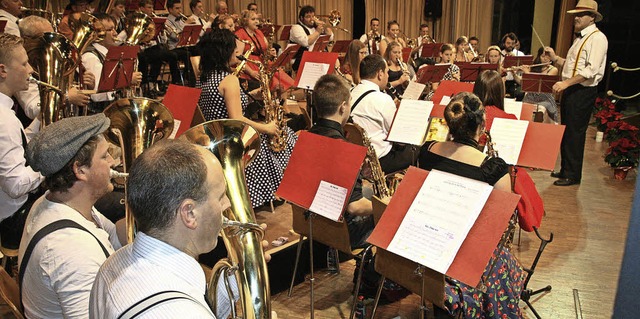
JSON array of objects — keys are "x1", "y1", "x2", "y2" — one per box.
[
  {"x1": 444, "y1": 92, "x2": 485, "y2": 141},
  {"x1": 198, "y1": 28, "x2": 237, "y2": 81}
]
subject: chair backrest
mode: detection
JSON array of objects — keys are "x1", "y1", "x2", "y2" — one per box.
[
  {"x1": 513, "y1": 169, "x2": 544, "y2": 232},
  {"x1": 371, "y1": 196, "x2": 445, "y2": 309},
  {"x1": 343, "y1": 123, "x2": 374, "y2": 182},
  {"x1": 291, "y1": 204, "x2": 354, "y2": 256},
  {"x1": 0, "y1": 267, "x2": 24, "y2": 319}
]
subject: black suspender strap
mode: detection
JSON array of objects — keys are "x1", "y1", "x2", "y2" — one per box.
[
  {"x1": 117, "y1": 290, "x2": 213, "y2": 319},
  {"x1": 19, "y1": 219, "x2": 111, "y2": 307},
  {"x1": 351, "y1": 90, "x2": 376, "y2": 112}
]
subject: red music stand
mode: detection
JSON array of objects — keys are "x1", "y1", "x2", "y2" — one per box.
[
  {"x1": 521, "y1": 73, "x2": 560, "y2": 94},
  {"x1": 430, "y1": 81, "x2": 474, "y2": 106},
  {"x1": 402, "y1": 47, "x2": 412, "y2": 63},
  {"x1": 97, "y1": 45, "x2": 140, "y2": 92},
  {"x1": 270, "y1": 44, "x2": 300, "y2": 72},
  {"x1": 312, "y1": 35, "x2": 331, "y2": 52},
  {"x1": 260, "y1": 24, "x2": 281, "y2": 38},
  {"x1": 152, "y1": 17, "x2": 167, "y2": 38},
  {"x1": 330, "y1": 40, "x2": 351, "y2": 54},
  {"x1": 162, "y1": 84, "x2": 202, "y2": 138},
  {"x1": 293, "y1": 51, "x2": 339, "y2": 89},
  {"x1": 460, "y1": 63, "x2": 499, "y2": 82},
  {"x1": 177, "y1": 24, "x2": 202, "y2": 48},
  {"x1": 421, "y1": 42, "x2": 443, "y2": 59},
  {"x1": 0, "y1": 20, "x2": 7, "y2": 33},
  {"x1": 503, "y1": 55, "x2": 533, "y2": 68},
  {"x1": 416, "y1": 64, "x2": 451, "y2": 85},
  {"x1": 279, "y1": 25, "x2": 293, "y2": 41},
  {"x1": 153, "y1": 0, "x2": 166, "y2": 10}
]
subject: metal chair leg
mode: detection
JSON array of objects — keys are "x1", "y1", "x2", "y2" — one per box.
[
  {"x1": 287, "y1": 236, "x2": 305, "y2": 297},
  {"x1": 349, "y1": 245, "x2": 373, "y2": 319}
]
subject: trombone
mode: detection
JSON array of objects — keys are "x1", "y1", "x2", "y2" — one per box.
[{"x1": 314, "y1": 9, "x2": 350, "y2": 33}]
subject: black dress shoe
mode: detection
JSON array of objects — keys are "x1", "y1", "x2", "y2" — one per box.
[
  {"x1": 553, "y1": 178, "x2": 580, "y2": 186},
  {"x1": 550, "y1": 171, "x2": 563, "y2": 178}
]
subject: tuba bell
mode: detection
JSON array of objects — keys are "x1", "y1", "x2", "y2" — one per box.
[
  {"x1": 103, "y1": 98, "x2": 175, "y2": 243},
  {"x1": 124, "y1": 12, "x2": 155, "y2": 45},
  {"x1": 34, "y1": 32, "x2": 79, "y2": 128},
  {"x1": 181, "y1": 120, "x2": 271, "y2": 319},
  {"x1": 68, "y1": 12, "x2": 99, "y2": 55}
]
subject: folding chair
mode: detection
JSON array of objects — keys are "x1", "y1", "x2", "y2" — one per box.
[{"x1": 0, "y1": 267, "x2": 23, "y2": 319}]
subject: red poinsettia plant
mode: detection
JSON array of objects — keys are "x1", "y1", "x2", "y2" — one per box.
[{"x1": 594, "y1": 97, "x2": 640, "y2": 168}]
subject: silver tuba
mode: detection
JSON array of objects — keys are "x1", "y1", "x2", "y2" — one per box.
[
  {"x1": 181, "y1": 120, "x2": 271, "y2": 319},
  {"x1": 34, "y1": 32, "x2": 79, "y2": 128},
  {"x1": 103, "y1": 98, "x2": 175, "y2": 243}
]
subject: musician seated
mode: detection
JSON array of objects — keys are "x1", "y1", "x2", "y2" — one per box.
[
  {"x1": 289, "y1": 5, "x2": 334, "y2": 72},
  {"x1": 109, "y1": 0, "x2": 127, "y2": 34},
  {"x1": 212, "y1": 14, "x2": 235, "y2": 31},
  {"x1": 189, "y1": 0, "x2": 215, "y2": 36},
  {"x1": 0, "y1": 34, "x2": 44, "y2": 252},
  {"x1": 454, "y1": 36, "x2": 475, "y2": 62},
  {"x1": 500, "y1": 32, "x2": 525, "y2": 98},
  {"x1": 58, "y1": 0, "x2": 93, "y2": 40},
  {"x1": 384, "y1": 41, "x2": 415, "y2": 97},
  {"x1": 412, "y1": 23, "x2": 434, "y2": 69},
  {"x1": 417, "y1": 93, "x2": 523, "y2": 318},
  {"x1": 0, "y1": 0, "x2": 21, "y2": 37},
  {"x1": 82, "y1": 13, "x2": 143, "y2": 112},
  {"x1": 164, "y1": 0, "x2": 197, "y2": 87},
  {"x1": 341, "y1": 40, "x2": 366, "y2": 85},
  {"x1": 469, "y1": 36, "x2": 481, "y2": 57},
  {"x1": 358, "y1": 18, "x2": 384, "y2": 55},
  {"x1": 89, "y1": 139, "x2": 236, "y2": 318},
  {"x1": 19, "y1": 114, "x2": 124, "y2": 318},
  {"x1": 351, "y1": 54, "x2": 421, "y2": 174},
  {"x1": 309, "y1": 74, "x2": 373, "y2": 248},
  {"x1": 517, "y1": 47, "x2": 559, "y2": 123},
  {"x1": 379, "y1": 20, "x2": 405, "y2": 57},
  {"x1": 473, "y1": 70, "x2": 518, "y2": 132},
  {"x1": 425, "y1": 43, "x2": 460, "y2": 101},
  {"x1": 235, "y1": 9, "x2": 267, "y2": 89}
]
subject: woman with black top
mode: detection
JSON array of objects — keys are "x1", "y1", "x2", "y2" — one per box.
[{"x1": 418, "y1": 92, "x2": 523, "y2": 318}]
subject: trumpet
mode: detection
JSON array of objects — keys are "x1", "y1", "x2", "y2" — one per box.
[{"x1": 314, "y1": 10, "x2": 350, "y2": 33}]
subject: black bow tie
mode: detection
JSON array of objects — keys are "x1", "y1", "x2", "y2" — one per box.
[
  {"x1": 575, "y1": 32, "x2": 583, "y2": 38},
  {"x1": 175, "y1": 17, "x2": 181, "y2": 22}
]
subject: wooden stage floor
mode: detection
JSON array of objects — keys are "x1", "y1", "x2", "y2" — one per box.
[{"x1": 255, "y1": 124, "x2": 635, "y2": 319}]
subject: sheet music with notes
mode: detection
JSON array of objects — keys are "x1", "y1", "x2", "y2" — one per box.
[
  {"x1": 489, "y1": 118, "x2": 529, "y2": 165},
  {"x1": 297, "y1": 62, "x2": 330, "y2": 89},
  {"x1": 503, "y1": 99, "x2": 523, "y2": 120},
  {"x1": 402, "y1": 81, "x2": 426, "y2": 100},
  {"x1": 387, "y1": 169, "x2": 493, "y2": 274},
  {"x1": 386, "y1": 99, "x2": 433, "y2": 145},
  {"x1": 438, "y1": 95, "x2": 451, "y2": 106},
  {"x1": 309, "y1": 180, "x2": 348, "y2": 222}
]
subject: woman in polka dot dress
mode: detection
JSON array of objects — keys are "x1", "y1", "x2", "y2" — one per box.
[{"x1": 197, "y1": 29, "x2": 297, "y2": 208}]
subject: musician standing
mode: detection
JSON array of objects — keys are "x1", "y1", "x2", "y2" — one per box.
[
  {"x1": 0, "y1": 0, "x2": 21, "y2": 37},
  {"x1": 358, "y1": 18, "x2": 384, "y2": 55},
  {"x1": 545, "y1": 0, "x2": 608, "y2": 186},
  {"x1": 0, "y1": 33, "x2": 44, "y2": 252},
  {"x1": 289, "y1": 5, "x2": 334, "y2": 72}
]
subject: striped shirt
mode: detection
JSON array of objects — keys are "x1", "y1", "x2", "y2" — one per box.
[{"x1": 90, "y1": 232, "x2": 236, "y2": 318}]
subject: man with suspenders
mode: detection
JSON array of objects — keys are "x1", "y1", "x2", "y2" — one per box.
[
  {"x1": 19, "y1": 113, "x2": 124, "y2": 318},
  {"x1": 545, "y1": 0, "x2": 608, "y2": 186},
  {"x1": 288, "y1": 5, "x2": 334, "y2": 72}
]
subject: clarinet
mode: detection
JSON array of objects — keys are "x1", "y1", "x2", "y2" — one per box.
[{"x1": 386, "y1": 82, "x2": 402, "y2": 102}]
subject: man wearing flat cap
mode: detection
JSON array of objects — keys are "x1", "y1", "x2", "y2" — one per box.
[
  {"x1": 18, "y1": 113, "x2": 124, "y2": 318},
  {"x1": 545, "y1": 0, "x2": 608, "y2": 186}
]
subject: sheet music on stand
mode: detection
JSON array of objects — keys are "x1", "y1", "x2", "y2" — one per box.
[
  {"x1": 488, "y1": 118, "x2": 529, "y2": 165},
  {"x1": 97, "y1": 45, "x2": 140, "y2": 92},
  {"x1": 293, "y1": 51, "x2": 338, "y2": 90},
  {"x1": 386, "y1": 99, "x2": 433, "y2": 145},
  {"x1": 402, "y1": 81, "x2": 427, "y2": 100},
  {"x1": 415, "y1": 63, "x2": 450, "y2": 85},
  {"x1": 177, "y1": 24, "x2": 202, "y2": 48}
]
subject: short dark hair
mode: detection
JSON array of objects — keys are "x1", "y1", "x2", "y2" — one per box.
[
  {"x1": 166, "y1": 0, "x2": 180, "y2": 9},
  {"x1": 247, "y1": 2, "x2": 257, "y2": 10},
  {"x1": 473, "y1": 70, "x2": 505, "y2": 110},
  {"x1": 298, "y1": 5, "x2": 315, "y2": 20},
  {"x1": 444, "y1": 92, "x2": 485, "y2": 142},
  {"x1": 313, "y1": 74, "x2": 350, "y2": 118},
  {"x1": 138, "y1": 0, "x2": 153, "y2": 8},
  {"x1": 501, "y1": 32, "x2": 518, "y2": 44},
  {"x1": 419, "y1": 23, "x2": 429, "y2": 29},
  {"x1": 469, "y1": 36, "x2": 479, "y2": 42},
  {"x1": 113, "y1": 0, "x2": 126, "y2": 7},
  {"x1": 387, "y1": 20, "x2": 399, "y2": 30},
  {"x1": 440, "y1": 43, "x2": 453, "y2": 54},
  {"x1": 93, "y1": 12, "x2": 116, "y2": 25},
  {"x1": 189, "y1": 0, "x2": 201, "y2": 10},
  {"x1": 198, "y1": 28, "x2": 236, "y2": 79},
  {"x1": 370, "y1": 18, "x2": 380, "y2": 24},
  {"x1": 359, "y1": 54, "x2": 387, "y2": 80},
  {"x1": 44, "y1": 135, "x2": 101, "y2": 193},
  {"x1": 127, "y1": 139, "x2": 210, "y2": 234}
]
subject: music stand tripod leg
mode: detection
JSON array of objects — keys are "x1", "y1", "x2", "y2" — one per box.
[
  {"x1": 308, "y1": 212, "x2": 316, "y2": 319},
  {"x1": 288, "y1": 235, "x2": 305, "y2": 297},
  {"x1": 349, "y1": 245, "x2": 373, "y2": 319},
  {"x1": 370, "y1": 275, "x2": 386, "y2": 318}
]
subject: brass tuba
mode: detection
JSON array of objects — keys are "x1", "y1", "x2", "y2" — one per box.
[
  {"x1": 34, "y1": 32, "x2": 79, "y2": 128},
  {"x1": 124, "y1": 12, "x2": 156, "y2": 45},
  {"x1": 68, "y1": 12, "x2": 99, "y2": 54},
  {"x1": 103, "y1": 98, "x2": 175, "y2": 243},
  {"x1": 181, "y1": 120, "x2": 271, "y2": 319}
]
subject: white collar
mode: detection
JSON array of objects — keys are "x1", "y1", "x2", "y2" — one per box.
[
  {"x1": 579, "y1": 24, "x2": 598, "y2": 37},
  {"x1": 0, "y1": 92, "x2": 14, "y2": 110}
]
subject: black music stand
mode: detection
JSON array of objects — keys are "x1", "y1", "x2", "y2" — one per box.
[
  {"x1": 177, "y1": 24, "x2": 202, "y2": 48},
  {"x1": 416, "y1": 64, "x2": 450, "y2": 85},
  {"x1": 460, "y1": 63, "x2": 499, "y2": 82},
  {"x1": 98, "y1": 45, "x2": 140, "y2": 93}
]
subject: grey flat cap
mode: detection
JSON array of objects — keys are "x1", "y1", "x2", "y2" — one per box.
[{"x1": 27, "y1": 114, "x2": 111, "y2": 177}]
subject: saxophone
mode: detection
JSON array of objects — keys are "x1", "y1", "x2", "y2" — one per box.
[
  {"x1": 233, "y1": 40, "x2": 255, "y2": 76},
  {"x1": 347, "y1": 123, "x2": 391, "y2": 198},
  {"x1": 238, "y1": 55, "x2": 288, "y2": 152}
]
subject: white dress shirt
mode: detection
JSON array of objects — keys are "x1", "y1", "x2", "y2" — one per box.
[
  {"x1": 350, "y1": 80, "x2": 396, "y2": 158},
  {"x1": 501, "y1": 48, "x2": 524, "y2": 81},
  {"x1": 0, "y1": 9, "x2": 20, "y2": 37},
  {"x1": 562, "y1": 24, "x2": 608, "y2": 87},
  {"x1": 190, "y1": 14, "x2": 211, "y2": 37},
  {"x1": 90, "y1": 232, "x2": 237, "y2": 319},
  {"x1": 289, "y1": 21, "x2": 334, "y2": 52},
  {"x1": 15, "y1": 82, "x2": 41, "y2": 120},
  {"x1": 18, "y1": 193, "x2": 121, "y2": 319},
  {"x1": 82, "y1": 43, "x2": 116, "y2": 102},
  {"x1": 358, "y1": 33, "x2": 384, "y2": 55},
  {"x1": 0, "y1": 92, "x2": 43, "y2": 221},
  {"x1": 165, "y1": 15, "x2": 186, "y2": 50}
]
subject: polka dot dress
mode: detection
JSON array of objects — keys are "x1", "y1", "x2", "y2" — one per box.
[{"x1": 199, "y1": 70, "x2": 298, "y2": 208}]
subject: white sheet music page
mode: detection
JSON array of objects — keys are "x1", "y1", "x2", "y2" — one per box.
[
  {"x1": 297, "y1": 62, "x2": 330, "y2": 89},
  {"x1": 438, "y1": 95, "x2": 451, "y2": 106},
  {"x1": 168, "y1": 119, "x2": 181, "y2": 139},
  {"x1": 489, "y1": 118, "x2": 529, "y2": 165},
  {"x1": 309, "y1": 180, "x2": 348, "y2": 222},
  {"x1": 387, "y1": 169, "x2": 493, "y2": 274},
  {"x1": 402, "y1": 81, "x2": 426, "y2": 100},
  {"x1": 386, "y1": 99, "x2": 433, "y2": 145},
  {"x1": 503, "y1": 99, "x2": 523, "y2": 120}
]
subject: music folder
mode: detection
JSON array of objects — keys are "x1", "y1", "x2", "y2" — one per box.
[
  {"x1": 161, "y1": 84, "x2": 202, "y2": 138},
  {"x1": 152, "y1": 0, "x2": 165, "y2": 10},
  {"x1": 402, "y1": 47, "x2": 412, "y2": 63},
  {"x1": 272, "y1": 44, "x2": 300, "y2": 70},
  {"x1": 293, "y1": 51, "x2": 339, "y2": 89},
  {"x1": 368, "y1": 166, "x2": 520, "y2": 286},
  {"x1": 430, "y1": 81, "x2": 474, "y2": 106},
  {"x1": 152, "y1": 17, "x2": 167, "y2": 38},
  {"x1": 279, "y1": 25, "x2": 293, "y2": 41},
  {"x1": 0, "y1": 21, "x2": 6, "y2": 33},
  {"x1": 460, "y1": 63, "x2": 499, "y2": 82},
  {"x1": 502, "y1": 55, "x2": 534, "y2": 68},
  {"x1": 330, "y1": 40, "x2": 351, "y2": 54},
  {"x1": 420, "y1": 42, "x2": 443, "y2": 58},
  {"x1": 275, "y1": 131, "x2": 367, "y2": 220},
  {"x1": 97, "y1": 45, "x2": 140, "y2": 92},
  {"x1": 521, "y1": 73, "x2": 561, "y2": 93},
  {"x1": 259, "y1": 24, "x2": 281, "y2": 38},
  {"x1": 177, "y1": 24, "x2": 203, "y2": 47},
  {"x1": 312, "y1": 35, "x2": 331, "y2": 52},
  {"x1": 415, "y1": 64, "x2": 450, "y2": 85}
]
